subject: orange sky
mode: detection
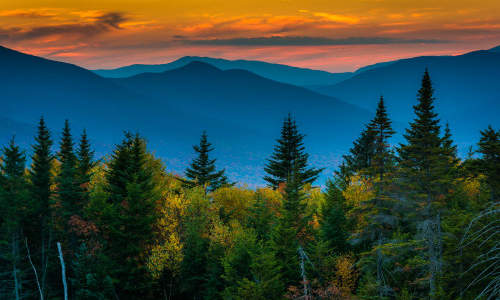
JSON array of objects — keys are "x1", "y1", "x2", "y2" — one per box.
[{"x1": 1, "y1": 1, "x2": 500, "y2": 71}]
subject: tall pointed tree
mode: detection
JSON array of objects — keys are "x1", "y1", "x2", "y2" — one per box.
[
  {"x1": 0, "y1": 137, "x2": 29, "y2": 299},
  {"x1": 185, "y1": 131, "x2": 230, "y2": 192},
  {"x1": 76, "y1": 129, "x2": 95, "y2": 204},
  {"x1": 340, "y1": 124, "x2": 376, "y2": 179},
  {"x1": 264, "y1": 114, "x2": 322, "y2": 188},
  {"x1": 397, "y1": 69, "x2": 449, "y2": 298},
  {"x1": 57, "y1": 120, "x2": 80, "y2": 218},
  {"x1": 28, "y1": 116, "x2": 54, "y2": 298},
  {"x1": 104, "y1": 133, "x2": 159, "y2": 298},
  {"x1": 368, "y1": 96, "x2": 396, "y2": 178}
]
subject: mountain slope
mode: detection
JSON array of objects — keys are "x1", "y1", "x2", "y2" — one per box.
[
  {"x1": 112, "y1": 61, "x2": 371, "y2": 143},
  {"x1": 313, "y1": 50, "x2": 500, "y2": 150},
  {"x1": 94, "y1": 56, "x2": 353, "y2": 86},
  {"x1": 0, "y1": 46, "x2": 372, "y2": 186},
  {"x1": 112, "y1": 62, "x2": 373, "y2": 179}
]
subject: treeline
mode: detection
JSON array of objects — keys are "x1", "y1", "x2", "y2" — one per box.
[{"x1": 0, "y1": 70, "x2": 498, "y2": 299}]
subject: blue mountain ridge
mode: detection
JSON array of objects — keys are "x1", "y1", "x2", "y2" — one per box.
[
  {"x1": 0, "y1": 45, "x2": 373, "y2": 187},
  {"x1": 311, "y1": 49, "x2": 500, "y2": 154},
  {"x1": 93, "y1": 56, "x2": 353, "y2": 86}
]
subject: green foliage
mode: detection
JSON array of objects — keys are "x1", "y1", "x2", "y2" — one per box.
[
  {"x1": 0, "y1": 70, "x2": 498, "y2": 300},
  {"x1": 319, "y1": 180, "x2": 348, "y2": 254},
  {"x1": 101, "y1": 133, "x2": 160, "y2": 298},
  {"x1": 185, "y1": 131, "x2": 231, "y2": 192},
  {"x1": 264, "y1": 113, "x2": 322, "y2": 188}
]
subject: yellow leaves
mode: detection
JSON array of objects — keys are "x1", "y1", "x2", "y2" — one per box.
[
  {"x1": 146, "y1": 177, "x2": 189, "y2": 279},
  {"x1": 255, "y1": 187, "x2": 283, "y2": 213},
  {"x1": 147, "y1": 232, "x2": 183, "y2": 279},
  {"x1": 212, "y1": 186, "x2": 255, "y2": 222},
  {"x1": 462, "y1": 176, "x2": 482, "y2": 200},
  {"x1": 334, "y1": 254, "x2": 358, "y2": 295},
  {"x1": 342, "y1": 175, "x2": 375, "y2": 208},
  {"x1": 209, "y1": 218, "x2": 245, "y2": 249}
]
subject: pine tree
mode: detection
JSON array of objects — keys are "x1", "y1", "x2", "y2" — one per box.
[
  {"x1": 57, "y1": 120, "x2": 80, "y2": 218},
  {"x1": 271, "y1": 166, "x2": 307, "y2": 289},
  {"x1": 0, "y1": 137, "x2": 30, "y2": 299},
  {"x1": 247, "y1": 192, "x2": 276, "y2": 241},
  {"x1": 340, "y1": 124, "x2": 376, "y2": 179},
  {"x1": 185, "y1": 131, "x2": 230, "y2": 192},
  {"x1": 104, "y1": 133, "x2": 159, "y2": 299},
  {"x1": 397, "y1": 69, "x2": 449, "y2": 298},
  {"x1": 28, "y1": 117, "x2": 54, "y2": 298},
  {"x1": 477, "y1": 125, "x2": 500, "y2": 200},
  {"x1": 264, "y1": 114, "x2": 322, "y2": 188},
  {"x1": 76, "y1": 129, "x2": 95, "y2": 204},
  {"x1": 368, "y1": 96, "x2": 396, "y2": 178},
  {"x1": 398, "y1": 69, "x2": 445, "y2": 215},
  {"x1": 319, "y1": 180, "x2": 348, "y2": 254}
]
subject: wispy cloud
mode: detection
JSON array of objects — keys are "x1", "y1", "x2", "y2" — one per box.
[
  {"x1": 185, "y1": 36, "x2": 449, "y2": 46},
  {"x1": 0, "y1": 12, "x2": 127, "y2": 42}
]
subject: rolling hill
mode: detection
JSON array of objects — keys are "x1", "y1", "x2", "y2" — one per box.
[{"x1": 93, "y1": 56, "x2": 353, "y2": 86}]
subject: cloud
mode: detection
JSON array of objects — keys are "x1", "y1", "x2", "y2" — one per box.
[
  {"x1": 0, "y1": 8, "x2": 60, "y2": 18},
  {"x1": 185, "y1": 36, "x2": 449, "y2": 46},
  {"x1": 312, "y1": 12, "x2": 360, "y2": 25},
  {"x1": 0, "y1": 12, "x2": 127, "y2": 42}
]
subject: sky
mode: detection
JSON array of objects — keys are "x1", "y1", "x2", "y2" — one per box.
[{"x1": 1, "y1": 0, "x2": 500, "y2": 72}]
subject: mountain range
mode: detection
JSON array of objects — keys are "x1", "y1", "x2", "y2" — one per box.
[
  {"x1": 0, "y1": 45, "x2": 372, "y2": 186},
  {"x1": 1, "y1": 44, "x2": 499, "y2": 185},
  {"x1": 93, "y1": 56, "x2": 353, "y2": 86},
  {"x1": 311, "y1": 49, "x2": 500, "y2": 150}
]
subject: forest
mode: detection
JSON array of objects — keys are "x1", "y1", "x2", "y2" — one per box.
[{"x1": 0, "y1": 70, "x2": 498, "y2": 300}]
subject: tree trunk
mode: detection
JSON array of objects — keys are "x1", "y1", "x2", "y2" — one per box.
[{"x1": 57, "y1": 242, "x2": 68, "y2": 300}]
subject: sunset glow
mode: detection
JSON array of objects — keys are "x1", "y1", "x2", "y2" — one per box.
[{"x1": 2, "y1": 0, "x2": 500, "y2": 71}]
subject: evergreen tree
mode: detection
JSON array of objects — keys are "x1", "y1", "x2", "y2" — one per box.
[
  {"x1": 57, "y1": 120, "x2": 80, "y2": 218},
  {"x1": 340, "y1": 124, "x2": 376, "y2": 179},
  {"x1": 28, "y1": 117, "x2": 54, "y2": 298},
  {"x1": 271, "y1": 167, "x2": 307, "y2": 289},
  {"x1": 0, "y1": 138, "x2": 30, "y2": 299},
  {"x1": 104, "y1": 133, "x2": 159, "y2": 299},
  {"x1": 76, "y1": 129, "x2": 95, "y2": 203},
  {"x1": 185, "y1": 131, "x2": 230, "y2": 192},
  {"x1": 247, "y1": 192, "x2": 276, "y2": 241},
  {"x1": 477, "y1": 125, "x2": 500, "y2": 200},
  {"x1": 264, "y1": 114, "x2": 322, "y2": 188},
  {"x1": 319, "y1": 180, "x2": 348, "y2": 254},
  {"x1": 180, "y1": 188, "x2": 211, "y2": 299},
  {"x1": 397, "y1": 69, "x2": 449, "y2": 298},
  {"x1": 368, "y1": 96, "x2": 396, "y2": 178}
]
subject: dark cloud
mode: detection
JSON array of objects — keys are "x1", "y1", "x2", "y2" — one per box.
[
  {"x1": 185, "y1": 36, "x2": 450, "y2": 46},
  {"x1": 0, "y1": 12, "x2": 127, "y2": 42}
]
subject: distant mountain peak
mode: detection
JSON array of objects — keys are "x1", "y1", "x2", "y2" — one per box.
[{"x1": 177, "y1": 60, "x2": 222, "y2": 72}]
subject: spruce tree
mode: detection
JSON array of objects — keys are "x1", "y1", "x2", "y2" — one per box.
[
  {"x1": 397, "y1": 69, "x2": 449, "y2": 298},
  {"x1": 185, "y1": 131, "x2": 230, "y2": 192},
  {"x1": 271, "y1": 166, "x2": 307, "y2": 289},
  {"x1": 341, "y1": 124, "x2": 376, "y2": 179},
  {"x1": 264, "y1": 114, "x2": 322, "y2": 188},
  {"x1": 0, "y1": 138, "x2": 29, "y2": 299},
  {"x1": 477, "y1": 125, "x2": 500, "y2": 200},
  {"x1": 104, "y1": 133, "x2": 159, "y2": 299},
  {"x1": 368, "y1": 96, "x2": 395, "y2": 178},
  {"x1": 28, "y1": 117, "x2": 54, "y2": 298},
  {"x1": 319, "y1": 180, "x2": 348, "y2": 254},
  {"x1": 76, "y1": 129, "x2": 95, "y2": 203},
  {"x1": 57, "y1": 120, "x2": 80, "y2": 217}
]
